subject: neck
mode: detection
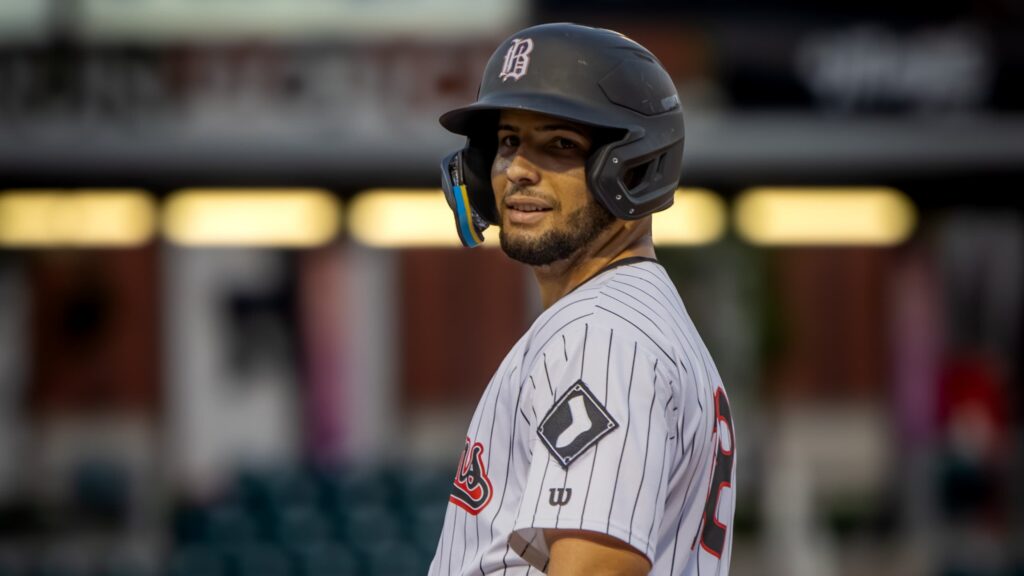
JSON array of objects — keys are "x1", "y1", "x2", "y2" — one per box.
[{"x1": 531, "y1": 219, "x2": 656, "y2": 308}]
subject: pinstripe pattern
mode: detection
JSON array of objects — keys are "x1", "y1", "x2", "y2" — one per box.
[{"x1": 429, "y1": 260, "x2": 735, "y2": 575}]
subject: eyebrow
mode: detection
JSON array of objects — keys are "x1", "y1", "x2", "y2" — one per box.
[{"x1": 497, "y1": 123, "x2": 590, "y2": 137}]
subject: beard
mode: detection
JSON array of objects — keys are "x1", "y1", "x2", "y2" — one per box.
[{"x1": 499, "y1": 198, "x2": 616, "y2": 267}]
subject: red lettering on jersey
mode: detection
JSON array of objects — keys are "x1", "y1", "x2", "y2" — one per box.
[
  {"x1": 698, "y1": 389, "x2": 735, "y2": 558},
  {"x1": 449, "y1": 437, "x2": 494, "y2": 515}
]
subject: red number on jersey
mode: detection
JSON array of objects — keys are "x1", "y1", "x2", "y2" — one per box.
[{"x1": 699, "y1": 389, "x2": 734, "y2": 558}]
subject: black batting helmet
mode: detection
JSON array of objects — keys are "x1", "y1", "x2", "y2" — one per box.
[{"x1": 439, "y1": 22, "x2": 685, "y2": 248}]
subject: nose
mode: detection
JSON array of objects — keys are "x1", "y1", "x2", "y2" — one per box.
[{"x1": 504, "y1": 149, "x2": 540, "y2": 186}]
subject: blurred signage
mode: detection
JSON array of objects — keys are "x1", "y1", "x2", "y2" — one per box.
[
  {"x1": 793, "y1": 24, "x2": 994, "y2": 112},
  {"x1": 0, "y1": 0, "x2": 50, "y2": 44},
  {"x1": 538, "y1": 0, "x2": 979, "y2": 21},
  {"x1": 528, "y1": 3, "x2": 1017, "y2": 113},
  {"x1": 0, "y1": 42, "x2": 489, "y2": 147},
  {"x1": 617, "y1": 19, "x2": 1010, "y2": 112},
  {"x1": 77, "y1": 0, "x2": 526, "y2": 42}
]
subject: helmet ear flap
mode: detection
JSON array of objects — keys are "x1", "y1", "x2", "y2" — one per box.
[
  {"x1": 461, "y1": 138, "x2": 500, "y2": 225},
  {"x1": 589, "y1": 137, "x2": 683, "y2": 219}
]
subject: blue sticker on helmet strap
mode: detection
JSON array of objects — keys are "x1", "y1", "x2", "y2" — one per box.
[{"x1": 453, "y1": 184, "x2": 483, "y2": 247}]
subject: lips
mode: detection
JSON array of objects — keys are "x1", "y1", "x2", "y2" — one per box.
[
  {"x1": 504, "y1": 195, "x2": 553, "y2": 226},
  {"x1": 505, "y1": 195, "x2": 553, "y2": 211}
]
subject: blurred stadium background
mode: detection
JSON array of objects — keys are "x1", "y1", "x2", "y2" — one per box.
[{"x1": 1, "y1": 1, "x2": 1022, "y2": 575}]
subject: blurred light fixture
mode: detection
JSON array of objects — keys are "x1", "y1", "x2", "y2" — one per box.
[
  {"x1": 163, "y1": 189, "x2": 339, "y2": 247},
  {"x1": 351, "y1": 188, "x2": 729, "y2": 249},
  {"x1": 348, "y1": 189, "x2": 485, "y2": 248},
  {"x1": 653, "y1": 189, "x2": 727, "y2": 246},
  {"x1": 734, "y1": 187, "x2": 916, "y2": 246},
  {"x1": 0, "y1": 189, "x2": 156, "y2": 248}
]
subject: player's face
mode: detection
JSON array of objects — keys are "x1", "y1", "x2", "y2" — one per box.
[{"x1": 491, "y1": 109, "x2": 615, "y2": 267}]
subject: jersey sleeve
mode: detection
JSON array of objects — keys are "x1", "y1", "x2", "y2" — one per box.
[{"x1": 509, "y1": 319, "x2": 676, "y2": 569}]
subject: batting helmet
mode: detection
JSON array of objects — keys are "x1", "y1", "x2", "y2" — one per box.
[{"x1": 439, "y1": 22, "x2": 685, "y2": 248}]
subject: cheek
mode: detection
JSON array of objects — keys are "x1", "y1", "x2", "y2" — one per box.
[
  {"x1": 554, "y1": 169, "x2": 591, "y2": 210},
  {"x1": 491, "y1": 156, "x2": 509, "y2": 198},
  {"x1": 491, "y1": 155, "x2": 510, "y2": 178}
]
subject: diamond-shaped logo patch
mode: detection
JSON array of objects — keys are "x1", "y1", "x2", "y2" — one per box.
[{"x1": 537, "y1": 380, "x2": 618, "y2": 469}]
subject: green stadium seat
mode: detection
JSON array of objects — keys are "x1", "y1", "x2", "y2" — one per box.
[
  {"x1": 363, "y1": 541, "x2": 426, "y2": 576},
  {"x1": 340, "y1": 503, "x2": 402, "y2": 549},
  {"x1": 290, "y1": 543, "x2": 360, "y2": 576},
  {"x1": 269, "y1": 505, "x2": 331, "y2": 544},
  {"x1": 167, "y1": 545, "x2": 225, "y2": 576},
  {"x1": 204, "y1": 505, "x2": 259, "y2": 545},
  {"x1": 228, "y1": 545, "x2": 291, "y2": 576}
]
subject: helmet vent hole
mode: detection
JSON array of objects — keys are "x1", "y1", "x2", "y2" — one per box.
[
  {"x1": 623, "y1": 164, "x2": 646, "y2": 191},
  {"x1": 653, "y1": 153, "x2": 665, "y2": 176},
  {"x1": 620, "y1": 152, "x2": 669, "y2": 194}
]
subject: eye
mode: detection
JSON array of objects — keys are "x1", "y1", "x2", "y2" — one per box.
[
  {"x1": 498, "y1": 134, "x2": 519, "y2": 148},
  {"x1": 552, "y1": 137, "x2": 579, "y2": 150},
  {"x1": 550, "y1": 135, "x2": 591, "y2": 154}
]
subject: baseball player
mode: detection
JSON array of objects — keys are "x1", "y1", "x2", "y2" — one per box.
[{"x1": 430, "y1": 23, "x2": 736, "y2": 576}]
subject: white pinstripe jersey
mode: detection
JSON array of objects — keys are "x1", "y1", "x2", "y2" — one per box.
[{"x1": 429, "y1": 258, "x2": 736, "y2": 575}]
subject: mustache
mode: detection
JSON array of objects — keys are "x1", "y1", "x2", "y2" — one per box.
[{"x1": 502, "y1": 186, "x2": 555, "y2": 204}]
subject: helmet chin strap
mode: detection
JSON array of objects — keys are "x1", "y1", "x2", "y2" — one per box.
[
  {"x1": 453, "y1": 183, "x2": 485, "y2": 248},
  {"x1": 441, "y1": 149, "x2": 490, "y2": 248}
]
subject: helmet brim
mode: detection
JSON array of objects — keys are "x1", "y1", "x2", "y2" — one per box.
[{"x1": 439, "y1": 91, "x2": 636, "y2": 136}]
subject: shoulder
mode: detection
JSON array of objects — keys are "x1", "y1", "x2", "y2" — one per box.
[
  {"x1": 526, "y1": 261, "x2": 684, "y2": 370},
  {"x1": 596, "y1": 260, "x2": 683, "y2": 321},
  {"x1": 590, "y1": 261, "x2": 684, "y2": 366},
  {"x1": 524, "y1": 279, "x2": 604, "y2": 361}
]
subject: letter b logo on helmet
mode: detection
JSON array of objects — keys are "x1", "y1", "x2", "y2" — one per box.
[
  {"x1": 499, "y1": 38, "x2": 534, "y2": 82},
  {"x1": 438, "y1": 22, "x2": 685, "y2": 248}
]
